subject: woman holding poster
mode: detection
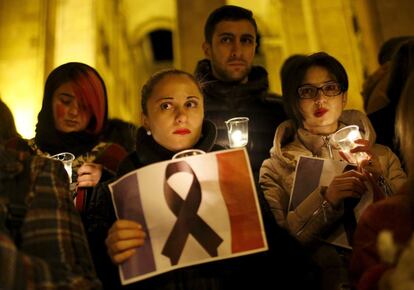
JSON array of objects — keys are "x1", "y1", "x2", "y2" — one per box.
[
  {"x1": 259, "y1": 52, "x2": 407, "y2": 290},
  {"x1": 85, "y1": 68, "x2": 318, "y2": 290}
]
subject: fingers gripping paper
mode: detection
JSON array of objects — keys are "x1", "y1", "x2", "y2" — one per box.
[{"x1": 109, "y1": 148, "x2": 267, "y2": 285}]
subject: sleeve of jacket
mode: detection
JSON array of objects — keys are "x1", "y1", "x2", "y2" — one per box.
[
  {"x1": 95, "y1": 143, "x2": 128, "y2": 178},
  {"x1": 259, "y1": 157, "x2": 291, "y2": 229},
  {"x1": 287, "y1": 186, "x2": 343, "y2": 244},
  {"x1": 260, "y1": 156, "x2": 342, "y2": 244},
  {"x1": 0, "y1": 157, "x2": 101, "y2": 290},
  {"x1": 376, "y1": 144, "x2": 407, "y2": 194}
]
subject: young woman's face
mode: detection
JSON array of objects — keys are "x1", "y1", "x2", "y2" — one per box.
[
  {"x1": 142, "y1": 74, "x2": 204, "y2": 152},
  {"x1": 299, "y1": 66, "x2": 347, "y2": 135},
  {"x1": 52, "y1": 82, "x2": 92, "y2": 133}
]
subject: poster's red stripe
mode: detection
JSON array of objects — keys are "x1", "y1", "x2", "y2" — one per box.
[{"x1": 216, "y1": 150, "x2": 264, "y2": 253}]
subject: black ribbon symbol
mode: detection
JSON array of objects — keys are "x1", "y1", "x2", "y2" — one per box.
[{"x1": 161, "y1": 161, "x2": 223, "y2": 265}]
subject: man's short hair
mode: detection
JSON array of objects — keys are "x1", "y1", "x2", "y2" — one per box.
[{"x1": 204, "y1": 5, "x2": 258, "y2": 44}]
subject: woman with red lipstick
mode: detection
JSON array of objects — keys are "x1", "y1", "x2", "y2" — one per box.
[
  {"x1": 259, "y1": 52, "x2": 406, "y2": 290},
  {"x1": 87, "y1": 68, "x2": 224, "y2": 290},
  {"x1": 84, "y1": 68, "x2": 319, "y2": 290}
]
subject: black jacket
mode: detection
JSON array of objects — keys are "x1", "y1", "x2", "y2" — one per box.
[{"x1": 195, "y1": 59, "x2": 287, "y2": 180}]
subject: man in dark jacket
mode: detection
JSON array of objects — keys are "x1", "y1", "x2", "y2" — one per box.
[{"x1": 195, "y1": 5, "x2": 287, "y2": 180}]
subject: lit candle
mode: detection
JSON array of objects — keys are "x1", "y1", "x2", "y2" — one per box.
[
  {"x1": 51, "y1": 152, "x2": 75, "y2": 183},
  {"x1": 225, "y1": 117, "x2": 249, "y2": 148},
  {"x1": 332, "y1": 125, "x2": 369, "y2": 164},
  {"x1": 230, "y1": 130, "x2": 244, "y2": 147}
]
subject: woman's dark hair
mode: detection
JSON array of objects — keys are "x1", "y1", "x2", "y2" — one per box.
[
  {"x1": 0, "y1": 99, "x2": 20, "y2": 143},
  {"x1": 378, "y1": 36, "x2": 413, "y2": 65},
  {"x1": 40, "y1": 62, "x2": 108, "y2": 134},
  {"x1": 280, "y1": 54, "x2": 307, "y2": 91},
  {"x1": 396, "y1": 69, "x2": 414, "y2": 180},
  {"x1": 386, "y1": 39, "x2": 414, "y2": 107},
  {"x1": 141, "y1": 68, "x2": 202, "y2": 115},
  {"x1": 204, "y1": 5, "x2": 257, "y2": 44},
  {"x1": 35, "y1": 62, "x2": 108, "y2": 155},
  {"x1": 282, "y1": 52, "x2": 348, "y2": 128},
  {"x1": 396, "y1": 72, "x2": 414, "y2": 210}
]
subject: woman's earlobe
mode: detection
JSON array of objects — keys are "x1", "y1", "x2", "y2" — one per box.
[
  {"x1": 141, "y1": 112, "x2": 149, "y2": 127},
  {"x1": 342, "y1": 92, "x2": 348, "y2": 106},
  {"x1": 141, "y1": 114, "x2": 152, "y2": 136}
]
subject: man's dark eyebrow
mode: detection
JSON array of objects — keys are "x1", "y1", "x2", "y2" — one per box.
[
  {"x1": 217, "y1": 32, "x2": 255, "y2": 38},
  {"x1": 217, "y1": 32, "x2": 235, "y2": 38},
  {"x1": 241, "y1": 34, "x2": 255, "y2": 38}
]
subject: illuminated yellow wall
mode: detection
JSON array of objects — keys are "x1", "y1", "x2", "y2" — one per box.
[
  {"x1": 1, "y1": 0, "x2": 413, "y2": 139},
  {"x1": 0, "y1": 0, "x2": 141, "y2": 137},
  {"x1": 0, "y1": 0, "x2": 46, "y2": 138},
  {"x1": 54, "y1": 0, "x2": 96, "y2": 65},
  {"x1": 95, "y1": 1, "x2": 141, "y2": 125}
]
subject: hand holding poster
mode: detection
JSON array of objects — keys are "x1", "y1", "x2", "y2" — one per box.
[
  {"x1": 289, "y1": 156, "x2": 375, "y2": 249},
  {"x1": 109, "y1": 148, "x2": 267, "y2": 285}
]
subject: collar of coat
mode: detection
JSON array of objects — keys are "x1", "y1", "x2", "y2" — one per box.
[
  {"x1": 194, "y1": 59, "x2": 273, "y2": 102},
  {"x1": 133, "y1": 119, "x2": 220, "y2": 167},
  {"x1": 269, "y1": 109, "x2": 377, "y2": 163}
]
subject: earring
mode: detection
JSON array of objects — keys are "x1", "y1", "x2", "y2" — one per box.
[{"x1": 146, "y1": 130, "x2": 151, "y2": 136}]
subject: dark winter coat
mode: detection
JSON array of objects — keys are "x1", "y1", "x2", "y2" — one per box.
[{"x1": 195, "y1": 59, "x2": 287, "y2": 180}]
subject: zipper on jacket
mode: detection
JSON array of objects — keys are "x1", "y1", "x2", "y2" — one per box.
[
  {"x1": 296, "y1": 205, "x2": 324, "y2": 237},
  {"x1": 296, "y1": 189, "x2": 330, "y2": 237},
  {"x1": 296, "y1": 135, "x2": 334, "y2": 238},
  {"x1": 322, "y1": 136, "x2": 334, "y2": 159}
]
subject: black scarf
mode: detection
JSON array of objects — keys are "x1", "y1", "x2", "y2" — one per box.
[
  {"x1": 35, "y1": 128, "x2": 99, "y2": 157},
  {"x1": 134, "y1": 120, "x2": 220, "y2": 166}
]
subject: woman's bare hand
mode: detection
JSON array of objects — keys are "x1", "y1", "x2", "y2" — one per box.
[
  {"x1": 105, "y1": 220, "x2": 146, "y2": 265},
  {"x1": 324, "y1": 169, "x2": 368, "y2": 207},
  {"x1": 77, "y1": 162, "x2": 103, "y2": 187}
]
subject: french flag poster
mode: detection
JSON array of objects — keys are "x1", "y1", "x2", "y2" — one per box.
[{"x1": 109, "y1": 148, "x2": 268, "y2": 285}]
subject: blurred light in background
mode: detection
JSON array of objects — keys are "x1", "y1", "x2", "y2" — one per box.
[
  {"x1": 1, "y1": 60, "x2": 43, "y2": 138},
  {"x1": 14, "y1": 107, "x2": 37, "y2": 139}
]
